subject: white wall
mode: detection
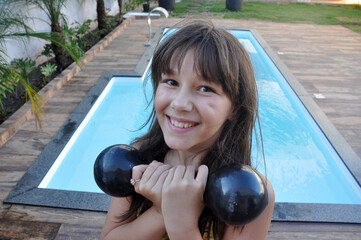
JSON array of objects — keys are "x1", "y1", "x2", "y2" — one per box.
[
  {"x1": 105, "y1": 0, "x2": 120, "y2": 15},
  {"x1": 4, "y1": 0, "x2": 120, "y2": 65}
]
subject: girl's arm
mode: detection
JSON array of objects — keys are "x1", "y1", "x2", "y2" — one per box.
[
  {"x1": 101, "y1": 161, "x2": 172, "y2": 240},
  {"x1": 101, "y1": 197, "x2": 167, "y2": 240},
  {"x1": 222, "y1": 177, "x2": 275, "y2": 240}
]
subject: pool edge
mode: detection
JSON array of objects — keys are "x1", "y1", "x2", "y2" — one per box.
[
  {"x1": 3, "y1": 70, "x2": 140, "y2": 213},
  {"x1": 249, "y1": 29, "x2": 361, "y2": 186}
]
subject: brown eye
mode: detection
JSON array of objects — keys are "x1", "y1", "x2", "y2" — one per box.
[
  {"x1": 165, "y1": 79, "x2": 178, "y2": 86},
  {"x1": 199, "y1": 86, "x2": 215, "y2": 93}
]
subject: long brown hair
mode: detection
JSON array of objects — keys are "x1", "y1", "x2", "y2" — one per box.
[{"x1": 123, "y1": 20, "x2": 260, "y2": 239}]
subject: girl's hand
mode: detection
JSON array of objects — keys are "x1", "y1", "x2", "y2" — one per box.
[
  {"x1": 161, "y1": 165, "x2": 209, "y2": 238},
  {"x1": 132, "y1": 161, "x2": 172, "y2": 212}
]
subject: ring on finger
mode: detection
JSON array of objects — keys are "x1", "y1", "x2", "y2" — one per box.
[{"x1": 130, "y1": 178, "x2": 141, "y2": 185}]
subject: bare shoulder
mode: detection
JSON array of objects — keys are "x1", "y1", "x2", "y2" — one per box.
[
  {"x1": 222, "y1": 175, "x2": 275, "y2": 240},
  {"x1": 261, "y1": 174, "x2": 275, "y2": 207}
]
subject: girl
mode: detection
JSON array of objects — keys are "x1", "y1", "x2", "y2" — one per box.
[{"x1": 101, "y1": 20, "x2": 275, "y2": 240}]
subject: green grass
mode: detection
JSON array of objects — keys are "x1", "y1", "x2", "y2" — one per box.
[{"x1": 172, "y1": 1, "x2": 361, "y2": 34}]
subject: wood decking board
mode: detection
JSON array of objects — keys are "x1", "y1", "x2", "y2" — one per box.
[
  {"x1": 268, "y1": 222, "x2": 361, "y2": 239},
  {"x1": 0, "y1": 219, "x2": 60, "y2": 240},
  {"x1": 54, "y1": 223, "x2": 103, "y2": 240},
  {"x1": 5, "y1": 205, "x2": 106, "y2": 225},
  {"x1": 0, "y1": 17, "x2": 360, "y2": 238}
]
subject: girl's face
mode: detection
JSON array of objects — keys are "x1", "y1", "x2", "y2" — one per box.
[{"x1": 154, "y1": 49, "x2": 233, "y2": 154}]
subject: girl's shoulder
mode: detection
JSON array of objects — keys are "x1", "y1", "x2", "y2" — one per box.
[{"x1": 223, "y1": 176, "x2": 274, "y2": 240}]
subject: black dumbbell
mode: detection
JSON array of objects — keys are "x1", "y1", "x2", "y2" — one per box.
[{"x1": 94, "y1": 144, "x2": 268, "y2": 225}]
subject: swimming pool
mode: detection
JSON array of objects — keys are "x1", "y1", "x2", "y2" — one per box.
[{"x1": 6, "y1": 27, "x2": 361, "y2": 223}]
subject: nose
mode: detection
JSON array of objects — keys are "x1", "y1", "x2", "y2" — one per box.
[{"x1": 171, "y1": 88, "x2": 193, "y2": 112}]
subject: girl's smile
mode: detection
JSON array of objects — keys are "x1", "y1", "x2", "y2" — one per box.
[
  {"x1": 154, "y1": 49, "x2": 233, "y2": 155},
  {"x1": 167, "y1": 115, "x2": 198, "y2": 132}
]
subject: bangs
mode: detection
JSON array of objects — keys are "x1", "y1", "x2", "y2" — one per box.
[
  {"x1": 151, "y1": 21, "x2": 249, "y2": 102},
  {"x1": 161, "y1": 44, "x2": 220, "y2": 86}
]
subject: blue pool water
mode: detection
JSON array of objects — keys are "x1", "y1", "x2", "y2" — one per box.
[{"x1": 39, "y1": 30, "x2": 361, "y2": 204}]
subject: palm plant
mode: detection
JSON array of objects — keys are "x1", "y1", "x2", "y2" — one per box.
[
  {"x1": 0, "y1": 2, "x2": 82, "y2": 126},
  {"x1": 18, "y1": 0, "x2": 83, "y2": 70},
  {"x1": 117, "y1": 0, "x2": 123, "y2": 17},
  {"x1": 0, "y1": 3, "x2": 45, "y2": 124},
  {"x1": 97, "y1": 0, "x2": 107, "y2": 34}
]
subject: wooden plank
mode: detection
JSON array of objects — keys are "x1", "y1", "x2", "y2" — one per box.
[
  {"x1": 5, "y1": 205, "x2": 107, "y2": 225},
  {"x1": 0, "y1": 154, "x2": 36, "y2": 169},
  {"x1": 0, "y1": 171, "x2": 27, "y2": 190},
  {"x1": 267, "y1": 231, "x2": 361, "y2": 239},
  {"x1": 0, "y1": 137, "x2": 48, "y2": 156},
  {"x1": 0, "y1": 219, "x2": 60, "y2": 239},
  {"x1": 269, "y1": 222, "x2": 361, "y2": 232},
  {"x1": 0, "y1": 185, "x2": 16, "y2": 203},
  {"x1": 0, "y1": 204, "x2": 10, "y2": 218},
  {"x1": 267, "y1": 222, "x2": 361, "y2": 239},
  {"x1": 55, "y1": 223, "x2": 103, "y2": 240}
]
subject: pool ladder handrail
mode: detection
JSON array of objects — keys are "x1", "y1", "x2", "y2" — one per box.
[{"x1": 145, "y1": 7, "x2": 169, "y2": 46}]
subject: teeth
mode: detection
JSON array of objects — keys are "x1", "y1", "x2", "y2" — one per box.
[{"x1": 171, "y1": 119, "x2": 195, "y2": 128}]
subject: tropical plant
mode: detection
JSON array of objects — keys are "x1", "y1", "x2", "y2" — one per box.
[
  {"x1": 63, "y1": 19, "x2": 92, "y2": 50},
  {"x1": 40, "y1": 43, "x2": 54, "y2": 58},
  {"x1": 124, "y1": 0, "x2": 143, "y2": 12},
  {"x1": 10, "y1": 57, "x2": 37, "y2": 97},
  {"x1": 11, "y1": 58, "x2": 37, "y2": 82},
  {"x1": 106, "y1": 15, "x2": 121, "y2": 30},
  {"x1": 40, "y1": 63, "x2": 57, "y2": 77},
  {"x1": 16, "y1": 0, "x2": 84, "y2": 70},
  {"x1": 0, "y1": 65, "x2": 45, "y2": 123},
  {"x1": 0, "y1": 3, "x2": 44, "y2": 124},
  {"x1": 0, "y1": 1, "x2": 82, "y2": 125},
  {"x1": 97, "y1": 0, "x2": 108, "y2": 36},
  {"x1": 40, "y1": 62, "x2": 57, "y2": 84},
  {"x1": 117, "y1": 0, "x2": 123, "y2": 17}
]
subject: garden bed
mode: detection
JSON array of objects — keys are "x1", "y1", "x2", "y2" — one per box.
[
  {"x1": 0, "y1": 16, "x2": 123, "y2": 125},
  {"x1": 0, "y1": 16, "x2": 135, "y2": 147}
]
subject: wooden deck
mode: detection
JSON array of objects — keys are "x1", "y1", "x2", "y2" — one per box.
[{"x1": 1, "y1": 17, "x2": 361, "y2": 239}]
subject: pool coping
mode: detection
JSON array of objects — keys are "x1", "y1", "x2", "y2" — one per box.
[{"x1": 5, "y1": 27, "x2": 361, "y2": 224}]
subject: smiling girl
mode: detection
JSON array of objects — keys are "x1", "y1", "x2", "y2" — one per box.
[{"x1": 101, "y1": 20, "x2": 275, "y2": 240}]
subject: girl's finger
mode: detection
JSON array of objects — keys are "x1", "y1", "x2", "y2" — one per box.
[
  {"x1": 146, "y1": 164, "x2": 172, "y2": 186},
  {"x1": 184, "y1": 165, "x2": 196, "y2": 180},
  {"x1": 153, "y1": 169, "x2": 170, "y2": 190},
  {"x1": 140, "y1": 161, "x2": 163, "y2": 182},
  {"x1": 173, "y1": 165, "x2": 186, "y2": 181},
  {"x1": 195, "y1": 165, "x2": 209, "y2": 188},
  {"x1": 132, "y1": 164, "x2": 148, "y2": 181},
  {"x1": 164, "y1": 167, "x2": 175, "y2": 186}
]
